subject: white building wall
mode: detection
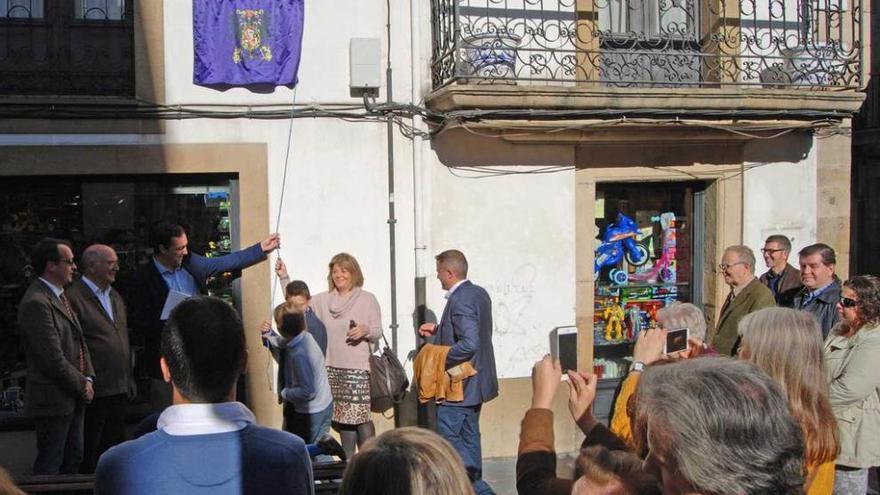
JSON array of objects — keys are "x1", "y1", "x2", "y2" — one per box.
[
  {"x1": 159, "y1": 0, "x2": 421, "y2": 359},
  {"x1": 156, "y1": 0, "x2": 580, "y2": 380},
  {"x1": 428, "y1": 167, "x2": 577, "y2": 378},
  {"x1": 743, "y1": 132, "x2": 818, "y2": 261}
]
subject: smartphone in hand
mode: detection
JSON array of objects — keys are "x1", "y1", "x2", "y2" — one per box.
[{"x1": 664, "y1": 327, "x2": 690, "y2": 354}]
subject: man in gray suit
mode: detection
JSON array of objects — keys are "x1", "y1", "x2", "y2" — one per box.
[
  {"x1": 419, "y1": 249, "x2": 498, "y2": 495},
  {"x1": 66, "y1": 244, "x2": 131, "y2": 473},
  {"x1": 18, "y1": 238, "x2": 94, "y2": 474}
]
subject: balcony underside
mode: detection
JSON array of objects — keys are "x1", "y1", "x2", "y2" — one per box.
[{"x1": 425, "y1": 84, "x2": 866, "y2": 118}]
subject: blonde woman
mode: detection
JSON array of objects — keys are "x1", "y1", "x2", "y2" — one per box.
[
  {"x1": 824, "y1": 275, "x2": 880, "y2": 495},
  {"x1": 340, "y1": 427, "x2": 475, "y2": 495},
  {"x1": 738, "y1": 307, "x2": 838, "y2": 495},
  {"x1": 308, "y1": 253, "x2": 383, "y2": 458}
]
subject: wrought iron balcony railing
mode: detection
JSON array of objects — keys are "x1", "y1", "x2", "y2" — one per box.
[{"x1": 430, "y1": 0, "x2": 862, "y2": 89}]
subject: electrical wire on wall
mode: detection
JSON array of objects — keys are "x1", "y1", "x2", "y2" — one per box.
[{"x1": 0, "y1": 96, "x2": 851, "y2": 143}]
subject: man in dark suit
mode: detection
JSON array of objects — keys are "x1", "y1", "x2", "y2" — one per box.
[
  {"x1": 66, "y1": 244, "x2": 131, "y2": 473},
  {"x1": 129, "y1": 220, "x2": 280, "y2": 411},
  {"x1": 18, "y1": 238, "x2": 95, "y2": 474},
  {"x1": 419, "y1": 249, "x2": 498, "y2": 495},
  {"x1": 792, "y1": 243, "x2": 841, "y2": 338}
]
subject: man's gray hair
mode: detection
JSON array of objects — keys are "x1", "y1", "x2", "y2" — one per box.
[
  {"x1": 656, "y1": 303, "x2": 707, "y2": 341},
  {"x1": 435, "y1": 249, "x2": 468, "y2": 278},
  {"x1": 635, "y1": 358, "x2": 804, "y2": 494},
  {"x1": 724, "y1": 245, "x2": 757, "y2": 274}
]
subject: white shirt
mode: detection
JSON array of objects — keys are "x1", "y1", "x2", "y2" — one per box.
[
  {"x1": 39, "y1": 277, "x2": 64, "y2": 299},
  {"x1": 445, "y1": 279, "x2": 469, "y2": 299},
  {"x1": 157, "y1": 401, "x2": 256, "y2": 436},
  {"x1": 81, "y1": 276, "x2": 114, "y2": 322}
]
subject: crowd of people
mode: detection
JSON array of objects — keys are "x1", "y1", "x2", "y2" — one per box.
[
  {"x1": 10, "y1": 220, "x2": 880, "y2": 495},
  {"x1": 517, "y1": 235, "x2": 880, "y2": 495},
  {"x1": 13, "y1": 221, "x2": 500, "y2": 494}
]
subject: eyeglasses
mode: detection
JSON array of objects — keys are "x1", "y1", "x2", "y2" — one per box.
[
  {"x1": 718, "y1": 262, "x2": 746, "y2": 271},
  {"x1": 761, "y1": 248, "x2": 785, "y2": 255},
  {"x1": 839, "y1": 296, "x2": 859, "y2": 308},
  {"x1": 57, "y1": 258, "x2": 76, "y2": 265}
]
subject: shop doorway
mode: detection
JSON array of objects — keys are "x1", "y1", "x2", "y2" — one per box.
[{"x1": 592, "y1": 180, "x2": 709, "y2": 379}]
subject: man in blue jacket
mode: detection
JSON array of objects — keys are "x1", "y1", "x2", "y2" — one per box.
[
  {"x1": 96, "y1": 297, "x2": 312, "y2": 495},
  {"x1": 419, "y1": 249, "x2": 498, "y2": 495},
  {"x1": 130, "y1": 220, "x2": 280, "y2": 412}
]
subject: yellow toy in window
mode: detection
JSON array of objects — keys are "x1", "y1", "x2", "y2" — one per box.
[{"x1": 603, "y1": 298, "x2": 625, "y2": 341}]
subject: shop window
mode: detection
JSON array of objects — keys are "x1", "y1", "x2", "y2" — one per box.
[
  {"x1": 592, "y1": 181, "x2": 706, "y2": 381},
  {"x1": 0, "y1": 174, "x2": 238, "y2": 428}
]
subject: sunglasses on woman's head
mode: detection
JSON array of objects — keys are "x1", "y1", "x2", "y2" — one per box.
[{"x1": 839, "y1": 296, "x2": 859, "y2": 308}]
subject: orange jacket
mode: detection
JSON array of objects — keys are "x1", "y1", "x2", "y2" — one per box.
[{"x1": 413, "y1": 343, "x2": 477, "y2": 404}]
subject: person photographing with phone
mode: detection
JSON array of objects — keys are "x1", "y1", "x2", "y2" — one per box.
[{"x1": 610, "y1": 302, "x2": 714, "y2": 447}]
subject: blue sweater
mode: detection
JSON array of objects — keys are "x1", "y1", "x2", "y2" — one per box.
[
  {"x1": 95, "y1": 424, "x2": 313, "y2": 495},
  {"x1": 305, "y1": 308, "x2": 328, "y2": 356},
  {"x1": 282, "y1": 332, "x2": 333, "y2": 414}
]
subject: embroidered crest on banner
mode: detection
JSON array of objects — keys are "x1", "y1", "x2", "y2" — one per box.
[{"x1": 233, "y1": 9, "x2": 272, "y2": 64}]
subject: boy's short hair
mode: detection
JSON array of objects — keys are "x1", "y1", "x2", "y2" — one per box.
[
  {"x1": 273, "y1": 302, "x2": 306, "y2": 339},
  {"x1": 285, "y1": 280, "x2": 312, "y2": 300}
]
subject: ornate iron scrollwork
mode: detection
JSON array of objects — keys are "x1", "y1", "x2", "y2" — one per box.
[{"x1": 430, "y1": 0, "x2": 861, "y2": 89}]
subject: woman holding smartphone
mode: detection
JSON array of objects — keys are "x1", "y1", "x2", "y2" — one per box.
[{"x1": 301, "y1": 253, "x2": 383, "y2": 459}]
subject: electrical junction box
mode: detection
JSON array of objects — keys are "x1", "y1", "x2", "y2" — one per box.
[{"x1": 350, "y1": 38, "x2": 382, "y2": 90}]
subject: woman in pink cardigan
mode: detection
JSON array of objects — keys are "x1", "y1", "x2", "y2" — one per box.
[{"x1": 309, "y1": 253, "x2": 383, "y2": 459}]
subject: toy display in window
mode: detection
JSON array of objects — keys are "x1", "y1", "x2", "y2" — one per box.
[
  {"x1": 593, "y1": 213, "x2": 649, "y2": 285},
  {"x1": 630, "y1": 212, "x2": 677, "y2": 284},
  {"x1": 594, "y1": 212, "x2": 678, "y2": 286}
]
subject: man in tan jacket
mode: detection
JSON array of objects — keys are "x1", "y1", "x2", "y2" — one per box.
[
  {"x1": 66, "y1": 244, "x2": 131, "y2": 473},
  {"x1": 709, "y1": 245, "x2": 776, "y2": 356}
]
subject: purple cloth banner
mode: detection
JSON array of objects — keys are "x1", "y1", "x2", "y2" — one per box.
[{"x1": 193, "y1": 0, "x2": 304, "y2": 86}]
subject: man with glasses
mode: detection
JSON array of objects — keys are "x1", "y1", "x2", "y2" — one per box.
[
  {"x1": 793, "y1": 243, "x2": 841, "y2": 338},
  {"x1": 18, "y1": 238, "x2": 94, "y2": 474},
  {"x1": 66, "y1": 244, "x2": 131, "y2": 473},
  {"x1": 758, "y1": 235, "x2": 803, "y2": 306},
  {"x1": 708, "y1": 245, "x2": 775, "y2": 356}
]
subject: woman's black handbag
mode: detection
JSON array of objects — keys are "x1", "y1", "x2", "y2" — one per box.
[{"x1": 369, "y1": 336, "x2": 409, "y2": 413}]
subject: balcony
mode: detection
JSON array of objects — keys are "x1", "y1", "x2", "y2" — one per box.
[
  {"x1": 427, "y1": 0, "x2": 866, "y2": 121},
  {"x1": 430, "y1": 0, "x2": 863, "y2": 90}
]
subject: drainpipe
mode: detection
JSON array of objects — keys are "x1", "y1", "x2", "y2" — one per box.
[
  {"x1": 411, "y1": 0, "x2": 428, "y2": 310},
  {"x1": 385, "y1": 1, "x2": 399, "y2": 357},
  {"x1": 384, "y1": 0, "x2": 403, "y2": 428},
  {"x1": 411, "y1": 0, "x2": 435, "y2": 430}
]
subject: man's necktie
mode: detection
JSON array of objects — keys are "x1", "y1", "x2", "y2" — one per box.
[{"x1": 60, "y1": 293, "x2": 85, "y2": 374}]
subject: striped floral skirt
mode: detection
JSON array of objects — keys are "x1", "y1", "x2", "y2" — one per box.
[{"x1": 326, "y1": 366, "x2": 371, "y2": 425}]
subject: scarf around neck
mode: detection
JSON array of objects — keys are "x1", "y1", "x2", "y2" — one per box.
[{"x1": 328, "y1": 287, "x2": 362, "y2": 319}]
